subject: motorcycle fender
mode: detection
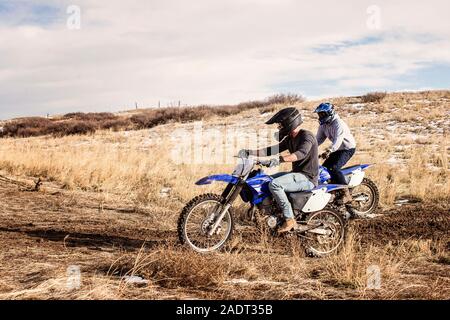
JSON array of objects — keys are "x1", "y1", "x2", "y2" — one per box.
[
  {"x1": 301, "y1": 188, "x2": 332, "y2": 213},
  {"x1": 195, "y1": 174, "x2": 239, "y2": 185},
  {"x1": 347, "y1": 169, "x2": 365, "y2": 187}
]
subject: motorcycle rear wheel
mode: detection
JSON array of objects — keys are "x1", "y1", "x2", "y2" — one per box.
[
  {"x1": 178, "y1": 193, "x2": 234, "y2": 253},
  {"x1": 348, "y1": 178, "x2": 379, "y2": 217},
  {"x1": 301, "y1": 208, "x2": 346, "y2": 257}
]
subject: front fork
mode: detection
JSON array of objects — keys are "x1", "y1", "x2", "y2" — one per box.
[{"x1": 207, "y1": 179, "x2": 245, "y2": 236}]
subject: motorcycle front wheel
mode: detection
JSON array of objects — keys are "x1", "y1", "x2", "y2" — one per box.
[{"x1": 178, "y1": 193, "x2": 234, "y2": 253}]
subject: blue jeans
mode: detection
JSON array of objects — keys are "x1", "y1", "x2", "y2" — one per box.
[
  {"x1": 269, "y1": 172, "x2": 315, "y2": 219},
  {"x1": 323, "y1": 148, "x2": 356, "y2": 185}
]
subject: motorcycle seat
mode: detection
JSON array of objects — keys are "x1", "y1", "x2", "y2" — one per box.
[
  {"x1": 341, "y1": 165, "x2": 362, "y2": 175},
  {"x1": 287, "y1": 190, "x2": 313, "y2": 211}
]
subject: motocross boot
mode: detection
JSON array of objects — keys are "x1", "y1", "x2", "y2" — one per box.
[{"x1": 277, "y1": 218, "x2": 297, "y2": 233}]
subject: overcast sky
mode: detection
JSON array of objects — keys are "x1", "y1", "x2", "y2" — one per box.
[{"x1": 1, "y1": 0, "x2": 449, "y2": 119}]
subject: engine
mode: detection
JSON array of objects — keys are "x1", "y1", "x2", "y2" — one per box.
[
  {"x1": 266, "y1": 216, "x2": 278, "y2": 229},
  {"x1": 258, "y1": 197, "x2": 273, "y2": 215},
  {"x1": 257, "y1": 197, "x2": 280, "y2": 229}
]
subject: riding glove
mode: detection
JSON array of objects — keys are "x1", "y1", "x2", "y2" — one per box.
[
  {"x1": 238, "y1": 149, "x2": 251, "y2": 158},
  {"x1": 263, "y1": 156, "x2": 283, "y2": 168},
  {"x1": 320, "y1": 149, "x2": 332, "y2": 159}
]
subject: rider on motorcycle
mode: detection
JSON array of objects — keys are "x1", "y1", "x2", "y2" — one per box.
[
  {"x1": 239, "y1": 107, "x2": 318, "y2": 233},
  {"x1": 314, "y1": 102, "x2": 356, "y2": 204}
]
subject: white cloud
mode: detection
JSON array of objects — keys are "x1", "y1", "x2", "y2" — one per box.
[{"x1": 0, "y1": 0, "x2": 449, "y2": 118}]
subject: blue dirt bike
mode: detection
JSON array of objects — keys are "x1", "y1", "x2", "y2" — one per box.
[
  {"x1": 178, "y1": 158, "x2": 358, "y2": 255},
  {"x1": 318, "y1": 161, "x2": 379, "y2": 217}
]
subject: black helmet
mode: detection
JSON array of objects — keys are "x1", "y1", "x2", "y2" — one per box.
[{"x1": 266, "y1": 107, "x2": 303, "y2": 141}]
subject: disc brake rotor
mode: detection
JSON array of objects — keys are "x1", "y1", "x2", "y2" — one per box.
[
  {"x1": 315, "y1": 222, "x2": 337, "y2": 244},
  {"x1": 200, "y1": 217, "x2": 222, "y2": 235}
]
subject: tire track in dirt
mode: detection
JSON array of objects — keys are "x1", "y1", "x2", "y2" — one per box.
[
  {"x1": 1, "y1": 179, "x2": 448, "y2": 252},
  {"x1": 0, "y1": 180, "x2": 183, "y2": 299},
  {"x1": 0, "y1": 226, "x2": 168, "y2": 250},
  {"x1": 0, "y1": 181, "x2": 177, "y2": 249},
  {"x1": 352, "y1": 203, "x2": 450, "y2": 246}
]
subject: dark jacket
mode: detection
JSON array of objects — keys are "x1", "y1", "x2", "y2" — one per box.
[{"x1": 259, "y1": 129, "x2": 319, "y2": 186}]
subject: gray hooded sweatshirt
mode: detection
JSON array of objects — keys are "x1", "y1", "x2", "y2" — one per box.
[{"x1": 316, "y1": 114, "x2": 356, "y2": 152}]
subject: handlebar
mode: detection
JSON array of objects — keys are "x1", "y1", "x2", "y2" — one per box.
[
  {"x1": 233, "y1": 156, "x2": 272, "y2": 167},
  {"x1": 255, "y1": 159, "x2": 272, "y2": 167},
  {"x1": 236, "y1": 153, "x2": 329, "y2": 166}
]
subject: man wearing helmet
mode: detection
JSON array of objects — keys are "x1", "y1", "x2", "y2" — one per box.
[
  {"x1": 239, "y1": 107, "x2": 318, "y2": 233},
  {"x1": 314, "y1": 102, "x2": 356, "y2": 204}
]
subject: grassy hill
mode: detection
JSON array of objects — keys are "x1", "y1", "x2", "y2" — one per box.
[{"x1": 0, "y1": 90, "x2": 448, "y2": 300}]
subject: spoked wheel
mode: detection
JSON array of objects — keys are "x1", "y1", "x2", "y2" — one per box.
[
  {"x1": 349, "y1": 178, "x2": 379, "y2": 216},
  {"x1": 178, "y1": 194, "x2": 234, "y2": 253},
  {"x1": 300, "y1": 208, "x2": 346, "y2": 257}
]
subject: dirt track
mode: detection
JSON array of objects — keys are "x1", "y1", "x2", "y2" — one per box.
[
  {"x1": 0, "y1": 179, "x2": 448, "y2": 299},
  {"x1": 354, "y1": 204, "x2": 450, "y2": 246}
]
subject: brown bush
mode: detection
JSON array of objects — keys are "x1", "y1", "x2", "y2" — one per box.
[
  {"x1": 130, "y1": 106, "x2": 213, "y2": 129},
  {"x1": 361, "y1": 91, "x2": 387, "y2": 103},
  {"x1": 0, "y1": 117, "x2": 96, "y2": 138},
  {"x1": 0, "y1": 117, "x2": 52, "y2": 138},
  {"x1": 128, "y1": 94, "x2": 304, "y2": 129},
  {"x1": 1, "y1": 94, "x2": 305, "y2": 137},
  {"x1": 267, "y1": 93, "x2": 305, "y2": 105},
  {"x1": 63, "y1": 112, "x2": 117, "y2": 121},
  {"x1": 49, "y1": 121, "x2": 96, "y2": 137},
  {"x1": 100, "y1": 118, "x2": 133, "y2": 131}
]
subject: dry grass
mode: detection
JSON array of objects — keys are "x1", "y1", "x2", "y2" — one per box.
[
  {"x1": 100, "y1": 231, "x2": 447, "y2": 300},
  {"x1": 0, "y1": 91, "x2": 448, "y2": 206},
  {"x1": 0, "y1": 90, "x2": 448, "y2": 300},
  {"x1": 316, "y1": 231, "x2": 443, "y2": 296}
]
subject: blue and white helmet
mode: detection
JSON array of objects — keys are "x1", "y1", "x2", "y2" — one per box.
[{"x1": 314, "y1": 102, "x2": 336, "y2": 125}]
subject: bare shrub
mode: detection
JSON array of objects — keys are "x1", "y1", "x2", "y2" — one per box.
[
  {"x1": 258, "y1": 105, "x2": 278, "y2": 114},
  {"x1": 63, "y1": 112, "x2": 117, "y2": 121},
  {"x1": 140, "y1": 249, "x2": 228, "y2": 288},
  {"x1": 0, "y1": 117, "x2": 52, "y2": 138},
  {"x1": 51, "y1": 121, "x2": 96, "y2": 136},
  {"x1": 362, "y1": 92, "x2": 387, "y2": 103},
  {"x1": 128, "y1": 94, "x2": 304, "y2": 129},
  {"x1": 0, "y1": 117, "x2": 97, "y2": 138},
  {"x1": 1, "y1": 94, "x2": 306, "y2": 137},
  {"x1": 100, "y1": 118, "x2": 133, "y2": 131},
  {"x1": 131, "y1": 105, "x2": 237, "y2": 129},
  {"x1": 266, "y1": 93, "x2": 305, "y2": 105}
]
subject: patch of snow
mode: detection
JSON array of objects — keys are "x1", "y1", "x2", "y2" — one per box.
[
  {"x1": 224, "y1": 278, "x2": 286, "y2": 286},
  {"x1": 123, "y1": 276, "x2": 149, "y2": 285},
  {"x1": 225, "y1": 278, "x2": 249, "y2": 284},
  {"x1": 348, "y1": 103, "x2": 366, "y2": 110},
  {"x1": 386, "y1": 156, "x2": 400, "y2": 164},
  {"x1": 159, "y1": 187, "x2": 171, "y2": 198},
  {"x1": 386, "y1": 125, "x2": 398, "y2": 132},
  {"x1": 425, "y1": 163, "x2": 442, "y2": 171},
  {"x1": 394, "y1": 198, "x2": 421, "y2": 206}
]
